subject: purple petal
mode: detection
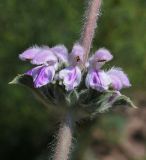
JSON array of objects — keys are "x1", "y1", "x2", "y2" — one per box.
[
  {"x1": 88, "y1": 48, "x2": 113, "y2": 70},
  {"x1": 26, "y1": 66, "x2": 55, "y2": 88},
  {"x1": 59, "y1": 66, "x2": 81, "y2": 91},
  {"x1": 31, "y1": 48, "x2": 57, "y2": 65},
  {"x1": 26, "y1": 66, "x2": 42, "y2": 80},
  {"x1": 95, "y1": 48, "x2": 113, "y2": 62},
  {"x1": 107, "y1": 68, "x2": 131, "y2": 90},
  {"x1": 19, "y1": 46, "x2": 41, "y2": 61},
  {"x1": 69, "y1": 43, "x2": 85, "y2": 65},
  {"x1": 86, "y1": 69, "x2": 111, "y2": 92},
  {"x1": 51, "y1": 45, "x2": 68, "y2": 64}
]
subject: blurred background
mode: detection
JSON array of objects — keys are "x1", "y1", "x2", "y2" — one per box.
[{"x1": 0, "y1": 0, "x2": 146, "y2": 160}]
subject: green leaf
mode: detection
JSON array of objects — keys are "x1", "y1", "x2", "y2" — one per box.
[
  {"x1": 9, "y1": 74, "x2": 34, "y2": 88},
  {"x1": 78, "y1": 89, "x2": 101, "y2": 107},
  {"x1": 9, "y1": 74, "x2": 57, "y2": 112},
  {"x1": 92, "y1": 91, "x2": 137, "y2": 116},
  {"x1": 53, "y1": 85, "x2": 66, "y2": 105},
  {"x1": 115, "y1": 94, "x2": 137, "y2": 109}
]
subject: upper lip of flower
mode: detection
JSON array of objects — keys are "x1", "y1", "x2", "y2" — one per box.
[{"x1": 96, "y1": 59, "x2": 106, "y2": 62}]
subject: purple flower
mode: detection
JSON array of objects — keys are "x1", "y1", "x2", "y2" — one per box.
[
  {"x1": 107, "y1": 68, "x2": 131, "y2": 90},
  {"x1": 89, "y1": 48, "x2": 113, "y2": 70},
  {"x1": 85, "y1": 48, "x2": 113, "y2": 91},
  {"x1": 69, "y1": 43, "x2": 84, "y2": 66},
  {"x1": 86, "y1": 69, "x2": 111, "y2": 92},
  {"x1": 59, "y1": 66, "x2": 81, "y2": 91},
  {"x1": 58, "y1": 44, "x2": 84, "y2": 91},
  {"x1": 26, "y1": 66, "x2": 55, "y2": 88},
  {"x1": 51, "y1": 45, "x2": 68, "y2": 64},
  {"x1": 19, "y1": 43, "x2": 131, "y2": 92},
  {"x1": 19, "y1": 46, "x2": 60, "y2": 88}
]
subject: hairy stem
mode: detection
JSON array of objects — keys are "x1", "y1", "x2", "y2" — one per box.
[
  {"x1": 80, "y1": 0, "x2": 102, "y2": 63},
  {"x1": 53, "y1": 1, "x2": 102, "y2": 159},
  {"x1": 54, "y1": 113, "x2": 73, "y2": 160}
]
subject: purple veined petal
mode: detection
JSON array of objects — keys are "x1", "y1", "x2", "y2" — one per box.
[
  {"x1": 34, "y1": 66, "x2": 55, "y2": 88},
  {"x1": 26, "y1": 66, "x2": 42, "y2": 80},
  {"x1": 69, "y1": 43, "x2": 85, "y2": 66},
  {"x1": 19, "y1": 46, "x2": 41, "y2": 61},
  {"x1": 59, "y1": 66, "x2": 81, "y2": 91},
  {"x1": 31, "y1": 48, "x2": 57, "y2": 65},
  {"x1": 51, "y1": 45, "x2": 69, "y2": 64},
  {"x1": 85, "y1": 69, "x2": 111, "y2": 92},
  {"x1": 88, "y1": 48, "x2": 113, "y2": 70},
  {"x1": 26, "y1": 66, "x2": 55, "y2": 88},
  {"x1": 107, "y1": 67, "x2": 131, "y2": 90},
  {"x1": 32, "y1": 66, "x2": 55, "y2": 88}
]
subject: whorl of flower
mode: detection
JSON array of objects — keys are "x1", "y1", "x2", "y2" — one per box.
[{"x1": 19, "y1": 45, "x2": 131, "y2": 92}]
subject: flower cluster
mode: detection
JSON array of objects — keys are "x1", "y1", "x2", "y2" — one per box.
[{"x1": 19, "y1": 44, "x2": 131, "y2": 92}]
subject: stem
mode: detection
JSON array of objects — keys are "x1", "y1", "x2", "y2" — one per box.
[
  {"x1": 80, "y1": 0, "x2": 102, "y2": 63},
  {"x1": 53, "y1": 1, "x2": 102, "y2": 159},
  {"x1": 54, "y1": 113, "x2": 73, "y2": 160}
]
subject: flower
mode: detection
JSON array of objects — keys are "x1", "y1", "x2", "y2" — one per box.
[
  {"x1": 86, "y1": 48, "x2": 112, "y2": 91},
  {"x1": 107, "y1": 68, "x2": 131, "y2": 90},
  {"x1": 86, "y1": 69, "x2": 111, "y2": 91},
  {"x1": 19, "y1": 45, "x2": 66, "y2": 88},
  {"x1": 58, "y1": 43, "x2": 84, "y2": 91},
  {"x1": 19, "y1": 44, "x2": 131, "y2": 92}
]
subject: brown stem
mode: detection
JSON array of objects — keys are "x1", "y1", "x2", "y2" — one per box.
[
  {"x1": 54, "y1": 113, "x2": 73, "y2": 160},
  {"x1": 80, "y1": 0, "x2": 102, "y2": 63}
]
